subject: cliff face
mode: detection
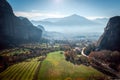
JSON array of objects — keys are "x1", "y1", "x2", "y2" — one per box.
[
  {"x1": 0, "y1": 0, "x2": 42, "y2": 49},
  {"x1": 97, "y1": 16, "x2": 120, "y2": 51}
]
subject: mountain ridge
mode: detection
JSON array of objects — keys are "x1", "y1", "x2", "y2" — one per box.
[
  {"x1": 31, "y1": 14, "x2": 106, "y2": 27},
  {"x1": 0, "y1": 0, "x2": 42, "y2": 49}
]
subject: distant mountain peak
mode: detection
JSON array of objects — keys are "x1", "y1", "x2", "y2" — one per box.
[
  {"x1": 71, "y1": 14, "x2": 80, "y2": 17},
  {"x1": 66, "y1": 14, "x2": 82, "y2": 18},
  {"x1": 62, "y1": 14, "x2": 89, "y2": 21},
  {"x1": 32, "y1": 14, "x2": 103, "y2": 27}
]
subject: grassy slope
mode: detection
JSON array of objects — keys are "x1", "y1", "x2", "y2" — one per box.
[{"x1": 38, "y1": 51, "x2": 105, "y2": 80}]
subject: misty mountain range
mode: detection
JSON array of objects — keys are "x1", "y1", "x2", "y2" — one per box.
[
  {"x1": 32, "y1": 14, "x2": 108, "y2": 27},
  {"x1": 31, "y1": 14, "x2": 108, "y2": 33}
]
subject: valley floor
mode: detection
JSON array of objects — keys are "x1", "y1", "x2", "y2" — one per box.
[{"x1": 0, "y1": 51, "x2": 106, "y2": 80}]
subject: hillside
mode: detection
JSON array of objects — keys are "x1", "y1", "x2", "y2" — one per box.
[
  {"x1": 96, "y1": 16, "x2": 120, "y2": 51},
  {"x1": 0, "y1": 0, "x2": 42, "y2": 49}
]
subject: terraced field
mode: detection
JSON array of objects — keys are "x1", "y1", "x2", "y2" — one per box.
[{"x1": 0, "y1": 57, "x2": 40, "y2": 80}]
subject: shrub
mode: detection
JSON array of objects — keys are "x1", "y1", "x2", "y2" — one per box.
[{"x1": 89, "y1": 50, "x2": 120, "y2": 71}]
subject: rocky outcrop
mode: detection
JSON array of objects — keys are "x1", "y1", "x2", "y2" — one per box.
[
  {"x1": 96, "y1": 16, "x2": 120, "y2": 51},
  {"x1": 0, "y1": 0, "x2": 42, "y2": 49}
]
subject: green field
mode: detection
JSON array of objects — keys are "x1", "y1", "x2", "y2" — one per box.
[
  {"x1": 0, "y1": 51, "x2": 106, "y2": 80},
  {"x1": 0, "y1": 57, "x2": 40, "y2": 80},
  {"x1": 38, "y1": 51, "x2": 105, "y2": 80}
]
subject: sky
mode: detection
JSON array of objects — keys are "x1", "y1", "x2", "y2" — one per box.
[{"x1": 7, "y1": 0, "x2": 120, "y2": 20}]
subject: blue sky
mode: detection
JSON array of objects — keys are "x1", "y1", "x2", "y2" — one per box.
[{"x1": 7, "y1": 0, "x2": 120, "y2": 20}]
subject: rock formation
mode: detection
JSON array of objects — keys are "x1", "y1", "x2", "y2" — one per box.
[
  {"x1": 97, "y1": 16, "x2": 120, "y2": 51},
  {"x1": 0, "y1": 0, "x2": 42, "y2": 49}
]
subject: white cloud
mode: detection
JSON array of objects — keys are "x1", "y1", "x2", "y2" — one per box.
[
  {"x1": 14, "y1": 11, "x2": 65, "y2": 20},
  {"x1": 86, "y1": 16, "x2": 109, "y2": 20}
]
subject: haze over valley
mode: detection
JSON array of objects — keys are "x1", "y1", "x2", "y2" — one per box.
[
  {"x1": 31, "y1": 14, "x2": 108, "y2": 40},
  {"x1": 31, "y1": 14, "x2": 108, "y2": 33},
  {"x1": 0, "y1": 0, "x2": 120, "y2": 80}
]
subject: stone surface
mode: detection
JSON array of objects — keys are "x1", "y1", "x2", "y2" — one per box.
[
  {"x1": 97, "y1": 16, "x2": 120, "y2": 51},
  {"x1": 0, "y1": 0, "x2": 42, "y2": 49}
]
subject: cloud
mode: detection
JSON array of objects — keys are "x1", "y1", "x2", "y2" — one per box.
[
  {"x1": 86, "y1": 16, "x2": 109, "y2": 20},
  {"x1": 14, "y1": 11, "x2": 65, "y2": 20}
]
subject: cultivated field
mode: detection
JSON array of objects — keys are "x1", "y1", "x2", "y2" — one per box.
[
  {"x1": 0, "y1": 51, "x2": 106, "y2": 80},
  {"x1": 0, "y1": 57, "x2": 40, "y2": 80}
]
